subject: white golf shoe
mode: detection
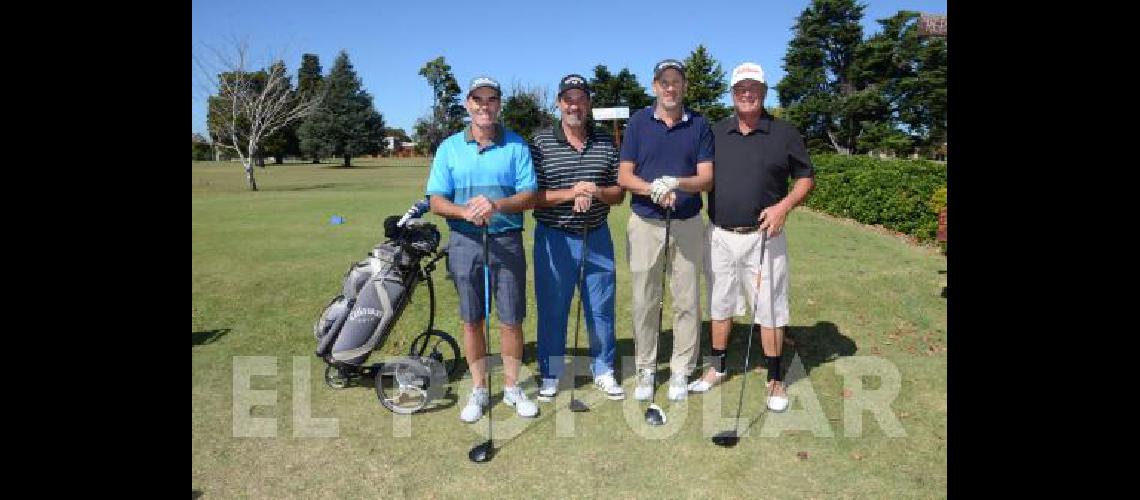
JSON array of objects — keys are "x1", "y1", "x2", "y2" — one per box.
[
  {"x1": 459, "y1": 387, "x2": 490, "y2": 423},
  {"x1": 687, "y1": 369, "x2": 726, "y2": 393},
  {"x1": 634, "y1": 368, "x2": 655, "y2": 401},
  {"x1": 667, "y1": 373, "x2": 689, "y2": 401},
  {"x1": 593, "y1": 372, "x2": 625, "y2": 400},
  {"x1": 503, "y1": 386, "x2": 539, "y2": 418},
  {"x1": 766, "y1": 380, "x2": 789, "y2": 412},
  {"x1": 537, "y1": 377, "x2": 558, "y2": 402}
]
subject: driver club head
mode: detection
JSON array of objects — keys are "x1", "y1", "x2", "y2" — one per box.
[
  {"x1": 711, "y1": 430, "x2": 740, "y2": 447},
  {"x1": 645, "y1": 403, "x2": 667, "y2": 426},
  {"x1": 568, "y1": 397, "x2": 590, "y2": 412},
  {"x1": 468, "y1": 440, "x2": 494, "y2": 463}
]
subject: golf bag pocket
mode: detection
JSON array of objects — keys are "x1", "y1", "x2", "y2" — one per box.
[
  {"x1": 314, "y1": 294, "x2": 352, "y2": 358},
  {"x1": 341, "y1": 261, "x2": 372, "y2": 300}
]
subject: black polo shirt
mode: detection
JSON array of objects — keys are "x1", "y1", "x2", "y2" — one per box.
[
  {"x1": 529, "y1": 121, "x2": 619, "y2": 231},
  {"x1": 708, "y1": 113, "x2": 815, "y2": 228}
]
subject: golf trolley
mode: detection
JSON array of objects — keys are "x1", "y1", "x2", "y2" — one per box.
[{"x1": 314, "y1": 215, "x2": 462, "y2": 415}]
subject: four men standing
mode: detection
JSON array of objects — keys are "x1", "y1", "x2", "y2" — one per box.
[{"x1": 424, "y1": 60, "x2": 814, "y2": 423}]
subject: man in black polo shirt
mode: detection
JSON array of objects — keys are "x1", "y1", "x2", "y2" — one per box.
[
  {"x1": 687, "y1": 62, "x2": 814, "y2": 412},
  {"x1": 618, "y1": 59, "x2": 714, "y2": 402},
  {"x1": 530, "y1": 74, "x2": 627, "y2": 403}
]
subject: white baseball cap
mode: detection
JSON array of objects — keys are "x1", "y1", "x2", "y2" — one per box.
[{"x1": 730, "y1": 62, "x2": 766, "y2": 87}]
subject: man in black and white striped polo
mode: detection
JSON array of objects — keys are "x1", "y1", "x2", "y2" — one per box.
[{"x1": 529, "y1": 74, "x2": 627, "y2": 403}]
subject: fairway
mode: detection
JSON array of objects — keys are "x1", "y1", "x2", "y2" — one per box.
[{"x1": 192, "y1": 159, "x2": 947, "y2": 498}]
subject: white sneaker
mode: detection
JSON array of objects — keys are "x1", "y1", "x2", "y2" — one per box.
[
  {"x1": 503, "y1": 386, "x2": 539, "y2": 418},
  {"x1": 633, "y1": 369, "x2": 655, "y2": 401},
  {"x1": 593, "y1": 372, "x2": 625, "y2": 400},
  {"x1": 766, "y1": 380, "x2": 789, "y2": 412},
  {"x1": 687, "y1": 369, "x2": 726, "y2": 393},
  {"x1": 459, "y1": 387, "x2": 489, "y2": 423},
  {"x1": 667, "y1": 373, "x2": 689, "y2": 401},
  {"x1": 537, "y1": 378, "x2": 558, "y2": 402}
]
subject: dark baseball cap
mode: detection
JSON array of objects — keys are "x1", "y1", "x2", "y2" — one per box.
[
  {"x1": 557, "y1": 74, "x2": 590, "y2": 97},
  {"x1": 467, "y1": 75, "x2": 501, "y2": 97},
  {"x1": 653, "y1": 59, "x2": 686, "y2": 81}
]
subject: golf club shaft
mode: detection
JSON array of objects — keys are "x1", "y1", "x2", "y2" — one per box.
[
  {"x1": 570, "y1": 223, "x2": 589, "y2": 401},
  {"x1": 733, "y1": 230, "x2": 767, "y2": 434},
  {"x1": 482, "y1": 225, "x2": 493, "y2": 444},
  {"x1": 657, "y1": 207, "x2": 672, "y2": 396}
]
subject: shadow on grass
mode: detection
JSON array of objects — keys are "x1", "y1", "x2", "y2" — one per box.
[
  {"x1": 192, "y1": 329, "x2": 230, "y2": 346},
  {"x1": 192, "y1": 490, "x2": 202, "y2": 499},
  {"x1": 323, "y1": 368, "x2": 460, "y2": 413},
  {"x1": 521, "y1": 321, "x2": 856, "y2": 389},
  {"x1": 267, "y1": 183, "x2": 341, "y2": 191}
]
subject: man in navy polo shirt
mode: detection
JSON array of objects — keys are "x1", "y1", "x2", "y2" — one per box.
[
  {"x1": 686, "y1": 62, "x2": 814, "y2": 413},
  {"x1": 530, "y1": 74, "x2": 626, "y2": 403},
  {"x1": 425, "y1": 76, "x2": 540, "y2": 422},
  {"x1": 617, "y1": 59, "x2": 714, "y2": 402}
]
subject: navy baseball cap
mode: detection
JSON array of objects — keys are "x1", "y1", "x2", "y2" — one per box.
[
  {"x1": 557, "y1": 74, "x2": 590, "y2": 97},
  {"x1": 652, "y1": 59, "x2": 686, "y2": 81}
]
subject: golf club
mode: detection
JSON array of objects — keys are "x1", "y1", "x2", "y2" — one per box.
[
  {"x1": 468, "y1": 224, "x2": 495, "y2": 463},
  {"x1": 568, "y1": 222, "x2": 591, "y2": 413},
  {"x1": 712, "y1": 229, "x2": 769, "y2": 448},
  {"x1": 644, "y1": 206, "x2": 672, "y2": 426}
]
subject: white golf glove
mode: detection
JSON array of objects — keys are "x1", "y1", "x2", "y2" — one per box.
[{"x1": 649, "y1": 176, "x2": 678, "y2": 204}]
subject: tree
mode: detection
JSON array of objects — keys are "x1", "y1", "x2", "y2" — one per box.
[
  {"x1": 683, "y1": 45, "x2": 731, "y2": 122},
  {"x1": 385, "y1": 127, "x2": 411, "y2": 144},
  {"x1": 257, "y1": 60, "x2": 300, "y2": 165},
  {"x1": 777, "y1": 0, "x2": 869, "y2": 155},
  {"x1": 197, "y1": 41, "x2": 323, "y2": 190},
  {"x1": 854, "y1": 10, "x2": 946, "y2": 156},
  {"x1": 296, "y1": 53, "x2": 325, "y2": 163},
  {"x1": 589, "y1": 65, "x2": 652, "y2": 110},
  {"x1": 415, "y1": 56, "x2": 465, "y2": 155},
  {"x1": 296, "y1": 50, "x2": 386, "y2": 167},
  {"x1": 192, "y1": 133, "x2": 213, "y2": 161},
  {"x1": 501, "y1": 83, "x2": 555, "y2": 142}
]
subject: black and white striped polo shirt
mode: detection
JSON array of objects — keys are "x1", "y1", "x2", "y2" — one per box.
[{"x1": 529, "y1": 122, "x2": 619, "y2": 231}]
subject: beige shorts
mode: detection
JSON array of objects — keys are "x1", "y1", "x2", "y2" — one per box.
[{"x1": 706, "y1": 226, "x2": 790, "y2": 327}]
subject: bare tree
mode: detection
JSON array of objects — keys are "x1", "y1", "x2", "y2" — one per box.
[{"x1": 194, "y1": 40, "x2": 323, "y2": 191}]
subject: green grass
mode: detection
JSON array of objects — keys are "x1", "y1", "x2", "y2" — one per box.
[{"x1": 193, "y1": 159, "x2": 947, "y2": 498}]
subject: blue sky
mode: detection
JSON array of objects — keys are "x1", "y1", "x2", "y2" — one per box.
[{"x1": 192, "y1": 0, "x2": 946, "y2": 137}]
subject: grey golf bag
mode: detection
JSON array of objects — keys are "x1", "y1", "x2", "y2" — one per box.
[{"x1": 313, "y1": 214, "x2": 460, "y2": 414}]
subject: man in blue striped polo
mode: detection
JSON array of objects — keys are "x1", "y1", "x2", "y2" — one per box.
[
  {"x1": 529, "y1": 74, "x2": 626, "y2": 403},
  {"x1": 425, "y1": 76, "x2": 540, "y2": 422}
]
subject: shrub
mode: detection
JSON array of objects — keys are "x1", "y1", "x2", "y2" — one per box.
[{"x1": 804, "y1": 154, "x2": 947, "y2": 242}]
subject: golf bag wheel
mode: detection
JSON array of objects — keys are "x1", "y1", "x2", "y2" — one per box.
[
  {"x1": 375, "y1": 358, "x2": 435, "y2": 414},
  {"x1": 408, "y1": 329, "x2": 461, "y2": 379},
  {"x1": 324, "y1": 364, "x2": 351, "y2": 389}
]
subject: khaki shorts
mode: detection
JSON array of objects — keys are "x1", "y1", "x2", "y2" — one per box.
[{"x1": 706, "y1": 226, "x2": 790, "y2": 327}]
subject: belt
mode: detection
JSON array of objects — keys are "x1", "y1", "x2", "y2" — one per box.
[{"x1": 718, "y1": 225, "x2": 760, "y2": 234}]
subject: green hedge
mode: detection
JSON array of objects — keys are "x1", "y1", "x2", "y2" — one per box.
[{"x1": 803, "y1": 154, "x2": 947, "y2": 242}]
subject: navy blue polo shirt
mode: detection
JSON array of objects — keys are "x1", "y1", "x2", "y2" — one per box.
[{"x1": 619, "y1": 106, "x2": 714, "y2": 220}]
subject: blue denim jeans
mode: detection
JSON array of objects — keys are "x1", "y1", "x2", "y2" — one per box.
[{"x1": 533, "y1": 221, "x2": 617, "y2": 379}]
